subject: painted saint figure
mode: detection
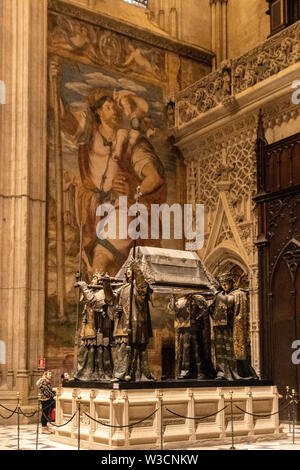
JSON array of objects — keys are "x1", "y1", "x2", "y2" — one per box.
[
  {"x1": 210, "y1": 272, "x2": 258, "y2": 381},
  {"x1": 168, "y1": 294, "x2": 215, "y2": 380},
  {"x1": 49, "y1": 63, "x2": 167, "y2": 278}
]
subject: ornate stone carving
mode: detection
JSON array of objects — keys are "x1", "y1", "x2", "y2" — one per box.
[
  {"x1": 226, "y1": 138, "x2": 256, "y2": 209},
  {"x1": 217, "y1": 217, "x2": 234, "y2": 244},
  {"x1": 176, "y1": 61, "x2": 232, "y2": 126},
  {"x1": 175, "y1": 20, "x2": 300, "y2": 127},
  {"x1": 193, "y1": 134, "x2": 256, "y2": 223},
  {"x1": 232, "y1": 22, "x2": 300, "y2": 94}
]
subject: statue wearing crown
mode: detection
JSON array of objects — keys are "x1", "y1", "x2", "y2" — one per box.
[
  {"x1": 209, "y1": 272, "x2": 258, "y2": 381},
  {"x1": 74, "y1": 272, "x2": 114, "y2": 381}
]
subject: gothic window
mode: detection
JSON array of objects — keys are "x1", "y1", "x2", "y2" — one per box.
[
  {"x1": 267, "y1": 0, "x2": 300, "y2": 35},
  {"x1": 123, "y1": 0, "x2": 148, "y2": 7}
]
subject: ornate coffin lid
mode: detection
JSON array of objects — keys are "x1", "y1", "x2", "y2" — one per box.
[{"x1": 115, "y1": 246, "x2": 219, "y2": 296}]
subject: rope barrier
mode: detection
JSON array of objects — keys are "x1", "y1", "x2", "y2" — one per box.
[
  {"x1": 44, "y1": 410, "x2": 78, "y2": 428},
  {"x1": 82, "y1": 407, "x2": 159, "y2": 428},
  {"x1": 0, "y1": 403, "x2": 18, "y2": 413},
  {"x1": 165, "y1": 404, "x2": 229, "y2": 421},
  {"x1": 18, "y1": 409, "x2": 38, "y2": 418},
  {"x1": 234, "y1": 400, "x2": 291, "y2": 418},
  {"x1": 0, "y1": 406, "x2": 18, "y2": 420}
]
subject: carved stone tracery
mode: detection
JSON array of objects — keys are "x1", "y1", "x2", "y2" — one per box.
[
  {"x1": 175, "y1": 20, "x2": 300, "y2": 127},
  {"x1": 177, "y1": 61, "x2": 232, "y2": 125},
  {"x1": 233, "y1": 23, "x2": 300, "y2": 94}
]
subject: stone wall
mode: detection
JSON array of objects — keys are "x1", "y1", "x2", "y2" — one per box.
[
  {"x1": 227, "y1": 0, "x2": 270, "y2": 60},
  {"x1": 0, "y1": 0, "x2": 47, "y2": 407}
]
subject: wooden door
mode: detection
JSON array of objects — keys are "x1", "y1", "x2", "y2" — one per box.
[
  {"x1": 255, "y1": 126, "x2": 300, "y2": 421},
  {"x1": 271, "y1": 244, "x2": 300, "y2": 419}
]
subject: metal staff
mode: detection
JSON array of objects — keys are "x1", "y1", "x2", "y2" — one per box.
[
  {"x1": 36, "y1": 393, "x2": 42, "y2": 451},
  {"x1": 229, "y1": 390, "x2": 236, "y2": 450},
  {"x1": 17, "y1": 392, "x2": 20, "y2": 451},
  {"x1": 73, "y1": 221, "x2": 83, "y2": 371},
  {"x1": 77, "y1": 396, "x2": 81, "y2": 451},
  {"x1": 125, "y1": 186, "x2": 142, "y2": 381}
]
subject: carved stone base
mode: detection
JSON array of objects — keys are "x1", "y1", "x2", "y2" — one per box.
[{"x1": 52, "y1": 382, "x2": 286, "y2": 449}]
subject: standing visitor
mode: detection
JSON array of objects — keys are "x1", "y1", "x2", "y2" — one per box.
[{"x1": 36, "y1": 371, "x2": 56, "y2": 434}]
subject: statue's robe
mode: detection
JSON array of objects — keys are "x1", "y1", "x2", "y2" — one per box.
[{"x1": 211, "y1": 288, "x2": 258, "y2": 381}]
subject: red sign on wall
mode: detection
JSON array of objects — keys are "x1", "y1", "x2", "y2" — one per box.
[{"x1": 38, "y1": 358, "x2": 45, "y2": 369}]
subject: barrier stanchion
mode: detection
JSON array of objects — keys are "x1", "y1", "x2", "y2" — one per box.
[
  {"x1": 286, "y1": 386, "x2": 291, "y2": 432},
  {"x1": 77, "y1": 396, "x2": 81, "y2": 451},
  {"x1": 16, "y1": 392, "x2": 20, "y2": 451},
  {"x1": 160, "y1": 401, "x2": 163, "y2": 451},
  {"x1": 229, "y1": 390, "x2": 236, "y2": 450},
  {"x1": 36, "y1": 393, "x2": 41, "y2": 451},
  {"x1": 291, "y1": 389, "x2": 298, "y2": 445},
  {"x1": 0, "y1": 394, "x2": 76, "y2": 450}
]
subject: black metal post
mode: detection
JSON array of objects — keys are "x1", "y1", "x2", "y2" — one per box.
[
  {"x1": 36, "y1": 393, "x2": 41, "y2": 451},
  {"x1": 292, "y1": 390, "x2": 296, "y2": 445},
  {"x1": 17, "y1": 392, "x2": 20, "y2": 451},
  {"x1": 286, "y1": 386, "x2": 291, "y2": 433},
  {"x1": 161, "y1": 401, "x2": 163, "y2": 451},
  {"x1": 77, "y1": 396, "x2": 81, "y2": 451},
  {"x1": 229, "y1": 390, "x2": 236, "y2": 450}
]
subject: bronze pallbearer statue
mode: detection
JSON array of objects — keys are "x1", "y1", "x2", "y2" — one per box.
[
  {"x1": 210, "y1": 272, "x2": 258, "y2": 381},
  {"x1": 72, "y1": 247, "x2": 258, "y2": 384},
  {"x1": 168, "y1": 294, "x2": 215, "y2": 380},
  {"x1": 74, "y1": 274, "x2": 113, "y2": 381},
  {"x1": 102, "y1": 261, "x2": 155, "y2": 383}
]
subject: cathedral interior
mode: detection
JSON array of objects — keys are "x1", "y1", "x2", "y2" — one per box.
[{"x1": 0, "y1": 0, "x2": 300, "y2": 450}]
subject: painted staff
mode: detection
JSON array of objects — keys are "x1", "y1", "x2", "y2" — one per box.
[
  {"x1": 49, "y1": 58, "x2": 65, "y2": 321},
  {"x1": 73, "y1": 221, "x2": 83, "y2": 371},
  {"x1": 125, "y1": 186, "x2": 142, "y2": 381}
]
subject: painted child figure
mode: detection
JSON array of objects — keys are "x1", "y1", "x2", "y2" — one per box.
[{"x1": 112, "y1": 90, "x2": 149, "y2": 162}]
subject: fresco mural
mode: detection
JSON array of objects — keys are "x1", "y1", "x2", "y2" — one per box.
[
  {"x1": 46, "y1": 8, "x2": 210, "y2": 374},
  {"x1": 46, "y1": 30, "x2": 178, "y2": 357},
  {"x1": 48, "y1": 13, "x2": 167, "y2": 83}
]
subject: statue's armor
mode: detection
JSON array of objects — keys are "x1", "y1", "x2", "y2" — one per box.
[{"x1": 169, "y1": 294, "x2": 215, "y2": 380}]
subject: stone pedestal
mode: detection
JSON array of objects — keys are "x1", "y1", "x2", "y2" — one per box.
[{"x1": 52, "y1": 381, "x2": 286, "y2": 450}]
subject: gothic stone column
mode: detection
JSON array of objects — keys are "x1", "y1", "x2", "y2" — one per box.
[{"x1": 0, "y1": 0, "x2": 47, "y2": 404}]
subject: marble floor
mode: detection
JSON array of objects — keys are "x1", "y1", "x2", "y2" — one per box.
[{"x1": 0, "y1": 423, "x2": 299, "y2": 451}]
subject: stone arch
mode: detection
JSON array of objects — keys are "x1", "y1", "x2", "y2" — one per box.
[
  {"x1": 204, "y1": 243, "x2": 250, "y2": 280},
  {"x1": 203, "y1": 243, "x2": 260, "y2": 374}
]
